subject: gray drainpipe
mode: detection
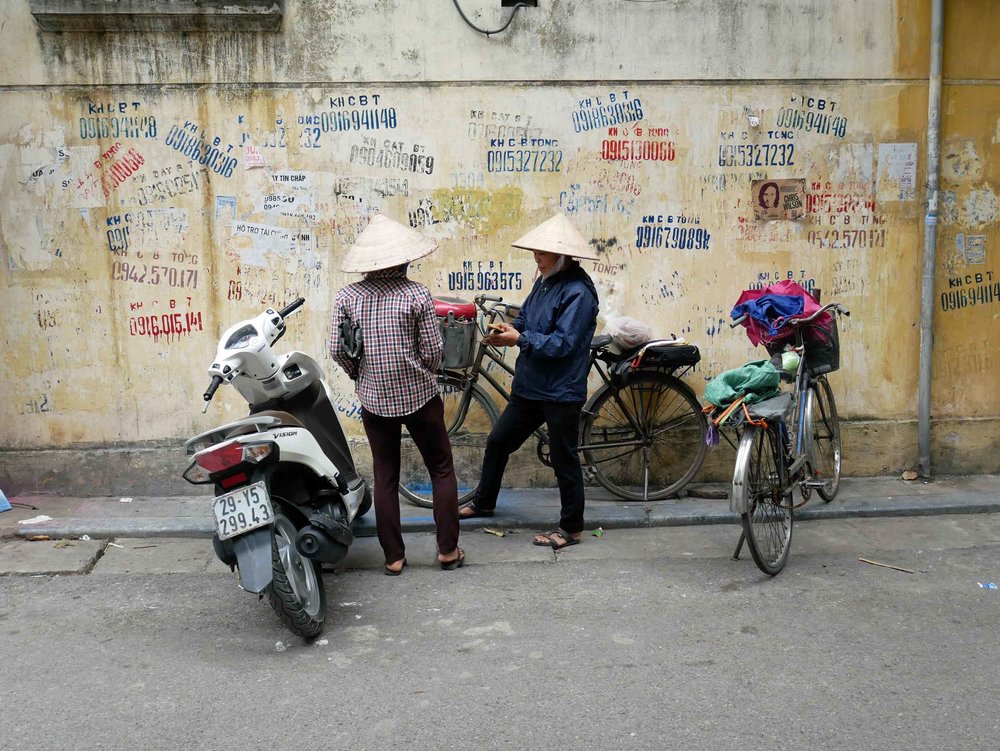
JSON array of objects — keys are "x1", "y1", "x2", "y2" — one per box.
[{"x1": 918, "y1": 0, "x2": 944, "y2": 477}]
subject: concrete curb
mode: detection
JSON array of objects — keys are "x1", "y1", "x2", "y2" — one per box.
[{"x1": 13, "y1": 492, "x2": 1000, "y2": 540}]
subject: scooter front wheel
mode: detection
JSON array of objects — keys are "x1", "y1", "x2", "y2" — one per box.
[{"x1": 267, "y1": 512, "x2": 326, "y2": 639}]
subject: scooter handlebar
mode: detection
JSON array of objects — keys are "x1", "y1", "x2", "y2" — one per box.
[
  {"x1": 278, "y1": 297, "x2": 305, "y2": 319},
  {"x1": 203, "y1": 375, "x2": 224, "y2": 402}
]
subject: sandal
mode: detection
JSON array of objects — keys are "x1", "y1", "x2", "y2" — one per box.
[
  {"x1": 458, "y1": 504, "x2": 494, "y2": 519},
  {"x1": 533, "y1": 529, "x2": 581, "y2": 550},
  {"x1": 532, "y1": 530, "x2": 560, "y2": 547},
  {"x1": 439, "y1": 548, "x2": 465, "y2": 570},
  {"x1": 384, "y1": 558, "x2": 407, "y2": 576}
]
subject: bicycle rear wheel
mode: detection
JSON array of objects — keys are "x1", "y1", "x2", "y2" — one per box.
[
  {"x1": 582, "y1": 372, "x2": 707, "y2": 500},
  {"x1": 807, "y1": 376, "x2": 841, "y2": 502},
  {"x1": 399, "y1": 378, "x2": 499, "y2": 509},
  {"x1": 734, "y1": 424, "x2": 793, "y2": 576}
]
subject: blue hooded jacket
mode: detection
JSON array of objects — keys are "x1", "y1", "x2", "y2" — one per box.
[{"x1": 510, "y1": 262, "x2": 600, "y2": 403}]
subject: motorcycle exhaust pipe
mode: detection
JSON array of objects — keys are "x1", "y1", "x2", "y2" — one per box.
[{"x1": 295, "y1": 524, "x2": 350, "y2": 565}]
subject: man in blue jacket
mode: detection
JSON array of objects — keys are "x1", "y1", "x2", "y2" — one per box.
[{"x1": 459, "y1": 213, "x2": 600, "y2": 549}]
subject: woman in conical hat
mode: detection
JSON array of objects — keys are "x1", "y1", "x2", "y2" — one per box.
[
  {"x1": 330, "y1": 214, "x2": 464, "y2": 574},
  {"x1": 459, "y1": 213, "x2": 600, "y2": 550}
]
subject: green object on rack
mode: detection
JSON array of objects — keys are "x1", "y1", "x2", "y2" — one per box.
[{"x1": 704, "y1": 360, "x2": 781, "y2": 408}]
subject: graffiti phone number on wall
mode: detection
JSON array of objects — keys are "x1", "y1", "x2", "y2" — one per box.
[
  {"x1": 80, "y1": 116, "x2": 157, "y2": 140},
  {"x1": 129, "y1": 311, "x2": 203, "y2": 338},
  {"x1": 487, "y1": 150, "x2": 562, "y2": 173},
  {"x1": 941, "y1": 282, "x2": 1000, "y2": 312},
  {"x1": 808, "y1": 229, "x2": 886, "y2": 249},
  {"x1": 718, "y1": 143, "x2": 795, "y2": 167},
  {"x1": 448, "y1": 270, "x2": 523, "y2": 292},
  {"x1": 601, "y1": 140, "x2": 674, "y2": 162},
  {"x1": 112, "y1": 262, "x2": 199, "y2": 289},
  {"x1": 635, "y1": 225, "x2": 711, "y2": 250},
  {"x1": 776, "y1": 108, "x2": 847, "y2": 138}
]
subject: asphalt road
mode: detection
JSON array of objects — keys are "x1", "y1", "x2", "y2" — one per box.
[{"x1": 2, "y1": 515, "x2": 999, "y2": 751}]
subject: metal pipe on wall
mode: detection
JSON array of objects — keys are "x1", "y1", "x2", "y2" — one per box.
[{"x1": 918, "y1": 0, "x2": 944, "y2": 477}]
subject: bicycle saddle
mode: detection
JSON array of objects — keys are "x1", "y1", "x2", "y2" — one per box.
[{"x1": 590, "y1": 334, "x2": 613, "y2": 350}]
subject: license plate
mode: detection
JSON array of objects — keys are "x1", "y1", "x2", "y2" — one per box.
[{"x1": 212, "y1": 481, "x2": 274, "y2": 540}]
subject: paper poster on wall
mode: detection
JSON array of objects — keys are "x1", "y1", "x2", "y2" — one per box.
[
  {"x1": 244, "y1": 144, "x2": 266, "y2": 169},
  {"x1": 751, "y1": 178, "x2": 805, "y2": 220},
  {"x1": 876, "y1": 143, "x2": 918, "y2": 201},
  {"x1": 966, "y1": 235, "x2": 986, "y2": 264}
]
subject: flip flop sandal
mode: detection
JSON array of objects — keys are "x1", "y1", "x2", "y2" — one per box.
[
  {"x1": 533, "y1": 530, "x2": 560, "y2": 547},
  {"x1": 548, "y1": 530, "x2": 581, "y2": 550},
  {"x1": 439, "y1": 548, "x2": 465, "y2": 570},
  {"x1": 384, "y1": 559, "x2": 407, "y2": 576},
  {"x1": 459, "y1": 504, "x2": 494, "y2": 519}
]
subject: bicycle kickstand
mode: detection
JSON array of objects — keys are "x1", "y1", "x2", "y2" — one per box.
[{"x1": 732, "y1": 532, "x2": 746, "y2": 561}]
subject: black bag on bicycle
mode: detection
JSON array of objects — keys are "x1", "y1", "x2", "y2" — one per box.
[
  {"x1": 339, "y1": 312, "x2": 364, "y2": 364},
  {"x1": 610, "y1": 344, "x2": 701, "y2": 388}
]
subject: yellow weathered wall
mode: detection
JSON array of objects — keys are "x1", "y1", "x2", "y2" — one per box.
[{"x1": 1, "y1": 0, "x2": 998, "y2": 481}]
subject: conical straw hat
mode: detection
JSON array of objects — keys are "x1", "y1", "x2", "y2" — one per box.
[
  {"x1": 510, "y1": 213, "x2": 599, "y2": 260},
  {"x1": 340, "y1": 214, "x2": 438, "y2": 273}
]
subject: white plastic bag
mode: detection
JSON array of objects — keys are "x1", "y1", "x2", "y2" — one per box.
[{"x1": 604, "y1": 314, "x2": 653, "y2": 353}]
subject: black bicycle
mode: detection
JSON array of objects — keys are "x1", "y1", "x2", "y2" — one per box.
[{"x1": 398, "y1": 294, "x2": 708, "y2": 508}]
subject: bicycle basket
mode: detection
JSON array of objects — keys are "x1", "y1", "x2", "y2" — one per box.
[
  {"x1": 764, "y1": 316, "x2": 840, "y2": 375},
  {"x1": 803, "y1": 315, "x2": 840, "y2": 375},
  {"x1": 439, "y1": 314, "x2": 477, "y2": 370}
]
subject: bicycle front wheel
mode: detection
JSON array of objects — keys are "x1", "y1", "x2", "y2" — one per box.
[
  {"x1": 582, "y1": 372, "x2": 708, "y2": 500},
  {"x1": 399, "y1": 378, "x2": 499, "y2": 509},
  {"x1": 734, "y1": 424, "x2": 793, "y2": 576},
  {"x1": 807, "y1": 376, "x2": 841, "y2": 502}
]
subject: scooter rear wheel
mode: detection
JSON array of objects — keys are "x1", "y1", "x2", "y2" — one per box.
[{"x1": 267, "y1": 512, "x2": 326, "y2": 639}]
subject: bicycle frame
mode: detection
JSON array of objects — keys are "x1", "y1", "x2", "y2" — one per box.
[{"x1": 439, "y1": 297, "x2": 681, "y2": 456}]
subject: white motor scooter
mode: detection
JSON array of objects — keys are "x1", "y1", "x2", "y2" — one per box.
[{"x1": 182, "y1": 297, "x2": 370, "y2": 639}]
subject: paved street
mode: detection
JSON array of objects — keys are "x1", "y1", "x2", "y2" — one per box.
[{"x1": 2, "y1": 514, "x2": 999, "y2": 750}]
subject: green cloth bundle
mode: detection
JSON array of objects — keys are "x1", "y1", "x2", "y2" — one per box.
[{"x1": 704, "y1": 360, "x2": 781, "y2": 408}]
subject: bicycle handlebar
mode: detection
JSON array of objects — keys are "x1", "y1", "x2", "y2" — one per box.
[
  {"x1": 731, "y1": 302, "x2": 850, "y2": 329},
  {"x1": 787, "y1": 302, "x2": 850, "y2": 325}
]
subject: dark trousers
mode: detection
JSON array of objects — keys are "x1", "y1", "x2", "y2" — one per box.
[
  {"x1": 475, "y1": 394, "x2": 586, "y2": 534},
  {"x1": 361, "y1": 396, "x2": 459, "y2": 563}
]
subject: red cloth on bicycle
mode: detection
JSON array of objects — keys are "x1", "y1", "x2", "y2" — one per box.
[{"x1": 732, "y1": 280, "x2": 831, "y2": 346}]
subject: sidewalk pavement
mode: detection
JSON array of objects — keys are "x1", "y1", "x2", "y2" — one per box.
[{"x1": 3, "y1": 475, "x2": 999, "y2": 541}]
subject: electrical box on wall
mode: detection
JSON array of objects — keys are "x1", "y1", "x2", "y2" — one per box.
[{"x1": 502, "y1": 1, "x2": 538, "y2": 7}]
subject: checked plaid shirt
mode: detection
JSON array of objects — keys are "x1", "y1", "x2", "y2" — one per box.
[{"x1": 330, "y1": 266, "x2": 443, "y2": 417}]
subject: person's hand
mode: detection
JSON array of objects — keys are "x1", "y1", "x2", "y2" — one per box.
[{"x1": 483, "y1": 323, "x2": 520, "y2": 347}]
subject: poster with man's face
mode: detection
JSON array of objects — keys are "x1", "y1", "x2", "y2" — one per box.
[{"x1": 752, "y1": 178, "x2": 806, "y2": 220}]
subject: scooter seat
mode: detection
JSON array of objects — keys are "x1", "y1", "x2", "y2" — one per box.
[
  {"x1": 225, "y1": 410, "x2": 302, "y2": 439},
  {"x1": 251, "y1": 410, "x2": 303, "y2": 428},
  {"x1": 433, "y1": 298, "x2": 477, "y2": 320}
]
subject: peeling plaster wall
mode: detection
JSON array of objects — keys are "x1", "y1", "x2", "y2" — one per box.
[{"x1": 1, "y1": 0, "x2": 998, "y2": 484}]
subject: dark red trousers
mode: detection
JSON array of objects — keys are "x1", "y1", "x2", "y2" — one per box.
[{"x1": 361, "y1": 395, "x2": 459, "y2": 563}]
